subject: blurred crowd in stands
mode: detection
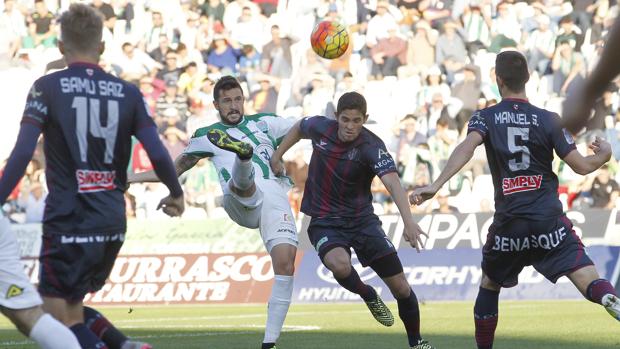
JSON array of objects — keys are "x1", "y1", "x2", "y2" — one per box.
[{"x1": 1, "y1": 0, "x2": 619, "y2": 223}]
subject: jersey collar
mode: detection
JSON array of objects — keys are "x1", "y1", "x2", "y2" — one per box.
[
  {"x1": 68, "y1": 62, "x2": 103, "y2": 70},
  {"x1": 502, "y1": 97, "x2": 528, "y2": 103},
  {"x1": 220, "y1": 116, "x2": 247, "y2": 128}
]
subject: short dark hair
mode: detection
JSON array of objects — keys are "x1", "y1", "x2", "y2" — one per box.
[
  {"x1": 495, "y1": 50, "x2": 529, "y2": 93},
  {"x1": 58, "y1": 4, "x2": 104, "y2": 55},
  {"x1": 336, "y1": 91, "x2": 367, "y2": 116},
  {"x1": 214, "y1": 75, "x2": 243, "y2": 101}
]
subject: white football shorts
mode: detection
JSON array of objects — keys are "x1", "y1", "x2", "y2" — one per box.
[
  {"x1": 223, "y1": 178, "x2": 298, "y2": 252},
  {"x1": 0, "y1": 216, "x2": 42, "y2": 309}
]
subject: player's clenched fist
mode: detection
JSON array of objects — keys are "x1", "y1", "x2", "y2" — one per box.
[
  {"x1": 157, "y1": 194, "x2": 185, "y2": 217},
  {"x1": 409, "y1": 185, "x2": 438, "y2": 206}
]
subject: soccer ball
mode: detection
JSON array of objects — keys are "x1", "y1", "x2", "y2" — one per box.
[{"x1": 310, "y1": 20, "x2": 349, "y2": 59}]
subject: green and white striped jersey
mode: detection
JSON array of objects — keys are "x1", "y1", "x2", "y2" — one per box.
[{"x1": 184, "y1": 113, "x2": 296, "y2": 188}]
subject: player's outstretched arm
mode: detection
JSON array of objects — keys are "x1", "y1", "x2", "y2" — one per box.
[
  {"x1": 410, "y1": 131, "x2": 482, "y2": 205},
  {"x1": 381, "y1": 172, "x2": 428, "y2": 252},
  {"x1": 563, "y1": 136, "x2": 612, "y2": 175},
  {"x1": 563, "y1": 16, "x2": 620, "y2": 133},
  {"x1": 270, "y1": 119, "x2": 304, "y2": 176},
  {"x1": 0, "y1": 123, "x2": 41, "y2": 205}
]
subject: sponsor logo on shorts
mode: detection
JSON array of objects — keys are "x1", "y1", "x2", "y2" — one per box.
[
  {"x1": 492, "y1": 227, "x2": 567, "y2": 252},
  {"x1": 6, "y1": 285, "x2": 23, "y2": 299},
  {"x1": 502, "y1": 174, "x2": 542, "y2": 195},
  {"x1": 315, "y1": 236, "x2": 328, "y2": 251},
  {"x1": 76, "y1": 169, "x2": 116, "y2": 193},
  {"x1": 61, "y1": 233, "x2": 125, "y2": 244}
]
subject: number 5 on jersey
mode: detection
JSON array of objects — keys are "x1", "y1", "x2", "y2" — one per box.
[{"x1": 507, "y1": 126, "x2": 530, "y2": 171}]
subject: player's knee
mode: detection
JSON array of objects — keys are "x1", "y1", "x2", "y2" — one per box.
[
  {"x1": 1, "y1": 306, "x2": 43, "y2": 336},
  {"x1": 272, "y1": 259, "x2": 295, "y2": 276},
  {"x1": 324, "y1": 259, "x2": 351, "y2": 278}
]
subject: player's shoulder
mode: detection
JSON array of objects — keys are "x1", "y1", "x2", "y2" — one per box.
[
  {"x1": 191, "y1": 121, "x2": 227, "y2": 138},
  {"x1": 304, "y1": 115, "x2": 334, "y2": 127},
  {"x1": 359, "y1": 127, "x2": 386, "y2": 146},
  {"x1": 246, "y1": 112, "x2": 278, "y2": 121}
]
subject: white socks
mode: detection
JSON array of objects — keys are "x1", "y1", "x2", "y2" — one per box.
[
  {"x1": 30, "y1": 314, "x2": 81, "y2": 349},
  {"x1": 232, "y1": 157, "x2": 255, "y2": 191},
  {"x1": 263, "y1": 274, "x2": 294, "y2": 343}
]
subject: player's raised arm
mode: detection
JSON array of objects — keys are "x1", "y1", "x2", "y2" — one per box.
[
  {"x1": 410, "y1": 131, "x2": 483, "y2": 205},
  {"x1": 270, "y1": 119, "x2": 305, "y2": 176},
  {"x1": 380, "y1": 172, "x2": 427, "y2": 252},
  {"x1": 563, "y1": 136, "x2": 612, "y2": 175}
]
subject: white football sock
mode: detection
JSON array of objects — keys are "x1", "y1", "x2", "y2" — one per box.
[
  {"x1": 30, "y1": 314, "x2": 81, "y2": 349},
  {"x1": 231, "y1": 156, "x2": 255, "y2": 191},
  {"x1": 263, "y1": 274, "x2": 294, "y2": 343}
]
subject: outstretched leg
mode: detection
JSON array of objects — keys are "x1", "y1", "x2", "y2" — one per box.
[
  {"x1": 568, "y1": 265, "x2": 620, "y2": 321},
  {"x1": 474, "y1": 274, "x2": 501, "y2": 349}
]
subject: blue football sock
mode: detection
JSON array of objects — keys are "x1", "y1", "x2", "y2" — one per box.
[{"x1": 70, "y1": 323, "x2": 109, "y2": 349}]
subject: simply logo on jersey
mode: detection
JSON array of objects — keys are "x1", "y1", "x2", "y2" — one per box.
[
  {"x1": 502, "y1": 174, "x2": 543, "y2": 195},
  {"x1": 5, "y1": 285, "x2": 23, "y2": 299},
  {"x1": 76, "y1": 169, "x2": 116, "y2": 193}
]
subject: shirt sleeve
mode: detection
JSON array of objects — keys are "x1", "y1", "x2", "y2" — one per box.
[
  {"x1": 363, "y1": 138, "x2": 398, "y2": 178},
  {"x1": 184, "y1": 134, "x2": 215, "y2": 158},
  {"x1": 299, "y1": 116, "x2": 325, "y2": 140},
  {"x1": 21, "y1": 79, "x2": 50, "y2": 128},
  {"x1": 131, "y1": 86, "x2": 157, "y2": 133},
  {"x1": 260, "y1": 114, "x2": 298, "y2": 145},
  {"x1": 467, "y1": 110, "x2": 488, "y2": 140},
  {"x1": 550, "y1": 113, "x2": 577, "y2": 159}
]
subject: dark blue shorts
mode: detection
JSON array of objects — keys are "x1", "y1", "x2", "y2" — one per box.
[
  {"x1": 307, "y1": 215, "x2": 397, "y2": 267},
  {"x1": 482, "y1": 215, "x2": 593, "y2": 288},
  {"x1": 38, "y1": 232, "x2": 124, "y2": 301}
]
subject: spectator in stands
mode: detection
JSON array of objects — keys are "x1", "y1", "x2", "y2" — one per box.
[
  {"x1": 390, "y1": 114, "x2": 427, "y2": 170},
  {"x1": 149, "y1": 34, "x2": 172, "y2": 64},
  {"x1": 556, "y1": 15, "x2": 584, "y2": 52},
  {"x1": 205, "y1": 33, "x2": 242, "y2": 75},
  {"x1": 586, "y1": 84, "x2": 617, "y2": 132},
  {"x1": 590, "y1": 165, "x2": 620, "y2": 209},
  {"x1": 239, "y1": 44, "x2": 261, "y2": 83},
  {"x1": 525, "y1": 15, "x2": 556, "y2": 75},
  {"x1": 452, "y1": 64, "x2": 481, "y2": 130},
  {"x1": 261, "y1": 25, "x2": 294, "y2": 79},
  {"x1": 92, "y1": 0, "x2": 116, "y2": 34},
  {"x1": 366, "y1": 0, "x2": 400, "y2": 49},
  {"x1": 162, "y1": 127, "x2": 188, "y2": 160},
  {"x1": 157, "y1": 51, "x2": 184, "y2": 83},
  {"x1": 370, "y1": 26, "x2": 407, "y2": 79},
  {"x1": 230, "y1": 6, "x2": 265, "y2": 48},
  {"x1": 417, "y1": 65, "x2": 451, "y2": 108},
  {"x1": 552, "y1": 39, "x2": 585, "y2": 96},
  {"x1": 0, "y1": 0, "x2": 25, "y2": 60},
  {"x1": 178, "y1": 61, "x2": 206, "y2": 96},
  {"x1": 435, "y1": 20, "x2": 467, "y2": 82},
  {"x1": 431, "y1": 188, "x2": 459, "y2": 214},
  {"x1": 18, "y1": 181, "x2": 46, "y2": 223},
  {"x1": 156, "y1": 81, "x2": 189, "y2": 123},
  {"x1": 115, "y1": 42, "x2": 159, "y2": 83},
  {"x1": 461, "y1": 3, "x2": 491, "y2": 51},
  {"x1": 407, "y1": 20, "x2": 437, "y2": 71},
  {"x1": 249, "y1": 76, "x2": 279, "y2": 114},
  {"x1": 24, "y1": 0, "x2": 56, "y2": 49},
  {"x1": 144, "y1": 11, "x2": 175, "y2": 52},
  {"x1": 201, "y1": 0, "x2": 226, "y2": 23}
]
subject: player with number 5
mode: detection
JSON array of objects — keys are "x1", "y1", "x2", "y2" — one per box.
[
  {"x1": 410, "y1": 51, "x2": 620, "y2": 349},
  {"x1": 0, "y1": 4, "x2": 183, "y2": 349}
]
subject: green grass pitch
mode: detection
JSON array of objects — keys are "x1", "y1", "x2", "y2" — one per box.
[{"x1": 0, "y1": 301, "x2": 618, "y2": 348}]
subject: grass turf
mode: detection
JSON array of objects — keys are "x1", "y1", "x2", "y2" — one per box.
[{"x1": 0, "y1": 300, "x2": 618, "y2": 348}]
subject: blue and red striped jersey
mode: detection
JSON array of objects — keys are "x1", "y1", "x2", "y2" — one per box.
[
  {"x1": 467, "y1": 98, "x2": 576, "y2": 223},
  {"x1": 299, "y1": 116, "x2": 397, "y2": 218}
]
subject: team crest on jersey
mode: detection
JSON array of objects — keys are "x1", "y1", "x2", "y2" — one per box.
[
  {"x1": 5, "y1": 285, "x2": 23, "y2": 299},
  {"x1": 86, "y1": 68, "x2": 94, "y2": 76},
  {"x1": 347, "y1": 148, "x2": 359, "y2": 160}
]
